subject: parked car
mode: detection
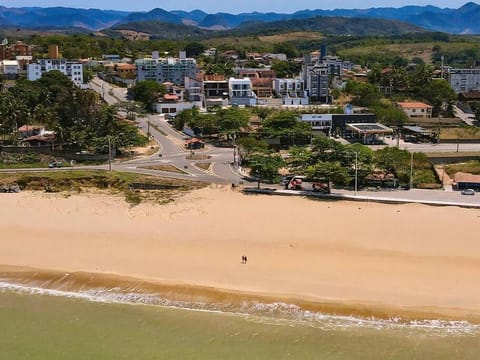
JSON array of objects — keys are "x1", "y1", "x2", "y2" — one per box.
[
  {"x1": 461, "y1": 189, "x2": 475, "y2": 195},
  {"x1": 48, "y1": 161, "x2": 63, "y2": 168},
  {"x1": 281, "y1": 175, "x2": 294, "y2": 188}
]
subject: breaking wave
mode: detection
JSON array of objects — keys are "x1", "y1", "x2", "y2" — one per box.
[{"x1": 1, "y1": 277, "x2": 479, "y2": 336}]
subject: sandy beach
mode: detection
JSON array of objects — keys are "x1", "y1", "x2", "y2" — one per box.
[{"x1": 1, "y1": 186, "x2": 480, "y2": 321}]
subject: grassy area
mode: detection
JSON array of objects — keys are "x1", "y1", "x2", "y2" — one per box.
[
  {"x1": 258, "y1": 31, "x2": 324, "y2": 43},
  {"x1": 139, "y1": 164, "x2": 187, "y2": 174},
  {"x1": 444, "y1": 161, "x2": 480, "y2": 177},
  {"x1": 338, "y1": 40, "x2": 480, "y2": 64},
  {"x1": 0, "y1": 152, "x2": 66, "y2": 169},
  {"x1": 425, "y1": 151, "x2": 480, "y2": 158},
  {"x1": 0, "y1": 170, "x2": 206, "y2": 205},
  {"x1": 0, "y1": 162, "x2": 48, "y2": 169},
  {"x1": 439, "y1": 127, "x2": 480, "y2": 141}
]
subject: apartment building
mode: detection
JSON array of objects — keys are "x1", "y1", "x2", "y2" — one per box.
[
  {"x1": 228, "y1": 77, "x2": 257, "y2": 106},
  {"x1": 0, "y1": 41, "x2": 35, "y2": 61},
  {"x1": 273, "y1": 78, "x2": 309, "y2": 105},
  {"x1": 447, "y1": 68, "x2": 480, "y2": 93},
  {"x1": 27, "y1": 59, "x2": 83, "y2": 86},
  {"x1": 136, "y1": 51, "x2": 198, "y2": 86}
]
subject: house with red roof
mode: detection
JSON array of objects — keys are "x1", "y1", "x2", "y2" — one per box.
[{"x1": 397, "y1": 102, "x2": 433, "y2": 118}]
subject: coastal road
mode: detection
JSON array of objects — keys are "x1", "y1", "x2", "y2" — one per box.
[{"x1": 370, "y1": 137, "x2": 480, "y2": 153}]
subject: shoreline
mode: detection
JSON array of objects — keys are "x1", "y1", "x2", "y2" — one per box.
[
  {"x1": 1, "y1": 187, "x2": 480, "y2": 324},
  {"x1": 2, "y1": 265, "x2": 480, "y2": 326}
]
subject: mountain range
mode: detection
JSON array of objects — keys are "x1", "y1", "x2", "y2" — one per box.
[{"x1": 0, "y1": 3, "x2": 479, "y2": 35}]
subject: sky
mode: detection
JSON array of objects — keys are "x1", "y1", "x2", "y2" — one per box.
[{"x1": 0, "y1": 1, "x2": 472, "y2": 13}]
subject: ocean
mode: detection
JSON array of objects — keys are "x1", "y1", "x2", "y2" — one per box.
[{"x1": 1, "y1": 279, "x2": 480, "y2": 359}]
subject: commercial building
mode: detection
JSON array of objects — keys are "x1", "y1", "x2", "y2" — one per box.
[
  {"x1": 298, "y1": 113, "x2": 377, "y2": 135},
  {"x1": 27, "y1": 59, "x2": 84, "y2": 86},
  {"x1": 453, "y1": 172, "x2": 480, "y2": 191},
  {"x1": 1, "y1": 60, "x2": 19, "y2": 79}
]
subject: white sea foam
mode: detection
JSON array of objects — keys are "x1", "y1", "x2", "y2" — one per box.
[{"x1": 1, "y1": 281, "x2": 479, "y2": 336}]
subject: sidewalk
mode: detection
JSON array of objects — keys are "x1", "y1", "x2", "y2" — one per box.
[{"x1": 243, "y1": 187, "x2": 480, "y2": 209}]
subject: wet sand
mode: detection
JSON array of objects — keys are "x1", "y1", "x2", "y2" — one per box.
[{"x1": 1, "y1": 186, "x2": 480, "y2": 321}]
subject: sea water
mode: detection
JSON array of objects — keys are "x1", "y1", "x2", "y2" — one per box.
[{"x1": 1, "y1": 282, "x2": 480, "y2": 359}]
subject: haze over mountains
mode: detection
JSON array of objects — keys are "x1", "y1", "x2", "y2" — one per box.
[{"x1": 0, "y1": 2, "x2": 479, "y2": 34}]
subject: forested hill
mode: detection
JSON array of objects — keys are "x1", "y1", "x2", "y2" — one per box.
[
  {"x1": 230, "y1": 16, "x2": 425, "y2": 37},
  {"x1": 110, "y1": 16, "x2": 425, "y2": 40}
]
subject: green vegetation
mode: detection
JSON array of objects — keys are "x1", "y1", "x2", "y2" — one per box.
[
  {"x1": 0, "y1": 170, "x2": 206, "y2": 205},
  {"x1": 445, "y1": 161, "x2": 480, "y2": 177},
  {"x1": 0, "y1": 152, "x2": 56, "y2": 169},
  {"x1": 249, "y1": 154, "x2": 285, "y2": 188},
  {"x1": 284, "y1": 138, "x2": 439, "y2": 189},
  {"x1": 130, "y1": 80, "x2": 167, "y2": 111},
  {"x1": 0, "y1": 72, "x2": 147, "y2": 155}
]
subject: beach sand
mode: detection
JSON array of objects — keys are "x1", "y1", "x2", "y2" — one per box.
[{"x1": 1, "y1": 186, "x2": 480, "y2": 321}]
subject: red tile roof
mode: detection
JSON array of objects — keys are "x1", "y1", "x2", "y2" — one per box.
[
  {"x1": 397, "y1": 102, "x2": 432, "y2": 109},
  {"x1": 454, "y1": 172, "x2": 480, "y2": 184},
  {"x1": 18, "y1": 125, "x2": 44, "y2": 132}
]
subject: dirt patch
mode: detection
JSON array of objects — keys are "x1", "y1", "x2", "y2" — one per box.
[
  {"x1": 259, "y1": 31, "x2": 324, "y2": 43},
  {"x1": 194, "y1": 162, "x2": 212, "y2": 171},
  {"x1": 139, "y1": 164, "x2": 187, "y2": 174}
]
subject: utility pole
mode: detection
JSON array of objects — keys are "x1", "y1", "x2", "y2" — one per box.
[
  {"x1": 441, "y1": 162, "x2": 445, "y2": 190},
  {"x1": 232, "y1": 132, "x2": 237, "y2": 167},
  {"x1": 409, "y1": 152, "x2": 414, "y2": 190},
  {"x1": 108, "y1": 136, "x2": 112, "y2": 172},
  {"x1": 354, "y1": 151, "x2": 358, "y2": 196},
  {"x1": 441, "y1": 55, "x2": 444, "y2": 79}
]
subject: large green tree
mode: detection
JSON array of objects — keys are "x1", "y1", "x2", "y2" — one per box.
[
  {"x1": 131, "y1": 80, "x2": 166, "y2": 111},
  {"x1": 249, "y1": 154, "x2": 285, "y2": 189}
]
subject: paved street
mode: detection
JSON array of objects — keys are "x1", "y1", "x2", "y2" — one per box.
[{"x1": 89, "y1": 77, "x2": 244, "y2": 185}]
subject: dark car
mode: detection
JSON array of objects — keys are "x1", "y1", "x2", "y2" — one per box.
[{"x1": 48, "y1": 161, "x2": 63, "y2": 168}]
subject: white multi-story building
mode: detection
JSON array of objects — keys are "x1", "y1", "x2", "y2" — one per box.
[
  {"x1": 447, "y1": 68, "x2": 480, "y2": 93},
  {"x1": 136, "y1": 51, "x2": 198, "y2": 86},
  {"x1": 27, "y1": 59, "x2": 83, "y2": 86},
  {"x1": 273, "y1": 78, "x2": 309, "y2": 105},
  {"x1": 228, "y1": 77, "x2": 257, "y2": 106}
]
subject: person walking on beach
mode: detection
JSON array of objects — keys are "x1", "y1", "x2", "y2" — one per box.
[{"x1": 244, "y1": 255, "x2": 247, "y2": 264}]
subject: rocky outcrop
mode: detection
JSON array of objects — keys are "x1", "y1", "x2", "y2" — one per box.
[{"x1": 0, "y1": 183, "x2": 21, "y2": 193}]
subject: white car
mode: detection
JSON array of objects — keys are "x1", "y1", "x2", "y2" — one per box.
[{"x1": 461, "y1": 189, "x2": 475, "y2": 195}]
